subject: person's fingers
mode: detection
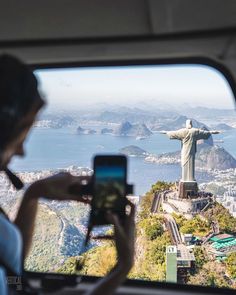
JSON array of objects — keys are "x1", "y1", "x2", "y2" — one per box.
[
  {"x1": 71, "y1": 175, "x2": 92, "y2": 185},
  {"x1": 56, "y1": 192, "x2": 79, "y2": 201},
  {"x1": 45, "y1": 188, "x2": 89, "y2": 202},
  {"x1": 77, "y1": 195, "x2": 91, "y2": 204},
  {"x1": 124, "y1": 201, "x2": 136, "y2": 238},
  {"x1": 56, "y1": 173, "x2": 90, "y2": 186},
  {"x1": 126, "y1": 200, "x2": 135, "y2": 217},
  {"x1": 106, "y1": 211, "x2": 117, "y2": 224},
  {"x1": 64, "y1": 193, "x2": 91, "y2": 203},
  {"x1": 92, "y1": 235, "x2": 114, "y2": 240},
  {"x1": 58, "y1": 172, "x2": 74, "y2": 180},
  {"x1": 125, "y1": 200, "x2": 135, "y2": 226},
  {"x1": 68, "y1": 176, "x2": 92, "y2": 196},
  {"x1": 107, "y1": 212, "x2": 126, "y2": 241}
]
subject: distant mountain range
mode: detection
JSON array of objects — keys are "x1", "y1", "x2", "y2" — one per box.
[
  {"x1": 93, "y1": 107, "x2": 177, "y2": 124},
  {"x1": 213, "y1": 123, "x2": 234, "y2": 131},
  {"x1": 180, "y1": 106, "x2": 235, "y2": 119},
  {"x1": 35, "y1": 106, "x2": 236, "y2": 132},
  {"x1": 149, "y1": 115, "x2": 208, "y2": 131}
]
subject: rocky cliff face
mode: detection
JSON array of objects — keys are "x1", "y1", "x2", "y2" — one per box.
[{"x1": 196, "y1": 144, "x2": 236, "y2": 170}]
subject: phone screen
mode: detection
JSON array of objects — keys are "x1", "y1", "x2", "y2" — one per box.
[{"x1": 94, "y1": 165, "x2": 126, "y2": 211}]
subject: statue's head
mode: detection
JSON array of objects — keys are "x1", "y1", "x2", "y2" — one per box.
[{"x1": 186, "y1": 119, "x2": 192, "y2": 129}]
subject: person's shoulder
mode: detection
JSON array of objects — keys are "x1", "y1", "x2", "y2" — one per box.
[
  {"x1": 0, "y1": 212, "x2": 22, "y2": 275},
  {"x1": 0, "y1": 207, "x2": 9, "y2": 219},
  {"x1": 0, "y1": 212, "x2": 16, "y2": 233},
  {"x1": 0, "y1": 212, "x2": 21, "y2": 243}
]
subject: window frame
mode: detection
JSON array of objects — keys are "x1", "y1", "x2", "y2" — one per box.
[{"x1": 24, "y1": 56, "x2": 236, "y2": 294}]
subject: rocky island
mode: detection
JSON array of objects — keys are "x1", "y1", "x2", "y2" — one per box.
[
  {"x1": 113, "y1": 121, "x2": 152, "y2": 137},
  {"x1": 119, "y1": 145, "x2": 149, "y2": 157},
  {"x1": 100, "y1": 128, "x2": 113, "y2": 134},
  {"x1": 77, "y1": 126, "x2": 96, "y2": 135}
]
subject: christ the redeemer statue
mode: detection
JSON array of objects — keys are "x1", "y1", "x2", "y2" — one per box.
[{"x1": 161, "y1": 119, "x2": 220, "y2": 182}]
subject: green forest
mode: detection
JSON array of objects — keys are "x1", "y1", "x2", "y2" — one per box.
[
  {"x1": 25, "y1": 181, "x2": 236, "y2": 289},
  {"x1": 57, "y1": 181, "x2": 173, "y2": 281}
]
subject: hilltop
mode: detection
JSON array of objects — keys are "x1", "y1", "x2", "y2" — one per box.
[{"x1": 196, "y1": 144, "x2": 236, "y2": 170}]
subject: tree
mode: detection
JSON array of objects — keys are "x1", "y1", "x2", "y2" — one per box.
[
  {"x1": 180, "y1": 215, "x2": 210, "y2": 237},
  {"x1": 150, "y1": 181, "x2": 173, "y2": 194},
  {"x1": 146, "y1": 232, "x2": 171, "y2": 265},
  {"x1": 226, "y1": 253, "x2": 236, "y2": 279},
  {"x1": 193, "y1": 246, "x2": 208, "y2": 270},
  {"x1": 138, "y1": 191, "x2": 153, "y2": 219},
  {"x1": 80, "y1": 243, "x2": 116, "y2": 276},
  {"x1": 139, "y1": 215, "x2": 164, "y2": 240},
  {"x1": 204, "y1": 203, "x2": 236, "y2": 234},
  {"x1": 139, "y1": 181, "x2": 173, "y2": 219},
  {"x1": 188, "y1": 261, "x2": 232, "y2": 288},
  {"x1": 172, "y1": 213, "x2": 187, "y2": 228}
]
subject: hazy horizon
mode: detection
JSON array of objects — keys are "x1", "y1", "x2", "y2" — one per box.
[{"x1": 35, "y1": 64, "x2": 236, "y2": 111}]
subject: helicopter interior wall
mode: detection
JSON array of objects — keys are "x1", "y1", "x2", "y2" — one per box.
[
  {"x1": 0, "y1": 1, "x2": 236, "y2": 294},
  {"x1": 0, "y1": 1, "x2": 236, "y2": 80},
  {"x1": 0, "y1": 0, "x2": 236, "y2": 41}
]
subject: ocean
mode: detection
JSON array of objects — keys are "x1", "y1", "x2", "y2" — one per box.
[{"x1": 9, "y1": 127, "x2": 236, "y2": 195}]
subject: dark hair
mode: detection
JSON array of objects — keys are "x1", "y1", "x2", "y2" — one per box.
[{"x1": 0, "y1": 54, "x2": 44, "y2": 147}]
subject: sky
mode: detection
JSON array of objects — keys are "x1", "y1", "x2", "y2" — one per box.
[{"x1": 35, "y1": 64, "x2": 236, "y2": 110}]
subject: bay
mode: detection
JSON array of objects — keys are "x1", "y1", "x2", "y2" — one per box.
[{"x1": 10, "y1": 127, "x2": 236, "y2": 195}]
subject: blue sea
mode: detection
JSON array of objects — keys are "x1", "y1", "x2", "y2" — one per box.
[{"x1": 10, "y1": 127, "x2": 236, "y2": 195}]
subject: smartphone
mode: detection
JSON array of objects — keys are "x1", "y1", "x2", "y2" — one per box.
[{"x1": 90, "y1": 155, "x2": 127, "y2": 226}]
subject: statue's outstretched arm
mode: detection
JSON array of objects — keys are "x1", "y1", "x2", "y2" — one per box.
[
  {"x1": 210, "y1": 130, "x2": 221, "y2": 134},
  {"x1": 161, "y1": 129, "x2": 184, "y2": 139},
  {"x1": 197, "y1": 129, "x2": 221, "y2": 140}
]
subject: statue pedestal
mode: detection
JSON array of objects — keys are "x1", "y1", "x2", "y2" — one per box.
[{"x1": 179, "y1": 181, "x2": 198, "y2": 199}]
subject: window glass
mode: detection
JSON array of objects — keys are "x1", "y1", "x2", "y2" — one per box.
[{"x1": 2, "y1": 64, "x2": 236, "y2": 289}]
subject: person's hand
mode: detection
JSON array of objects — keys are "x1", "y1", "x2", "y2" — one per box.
[
  {"x1": 107, "y1": 200, "x2": 136, "y2": 272},
  {"x1": 26, "y1": 172, "x2": 91, "y2": 204},
  {"x1": 84, "y1": 202, "x2": 136, "y2": 295}
]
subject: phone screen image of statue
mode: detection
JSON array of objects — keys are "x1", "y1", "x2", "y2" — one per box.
[{"x1": 94, "y1": 166, "x2": 125, "y2": 210}]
